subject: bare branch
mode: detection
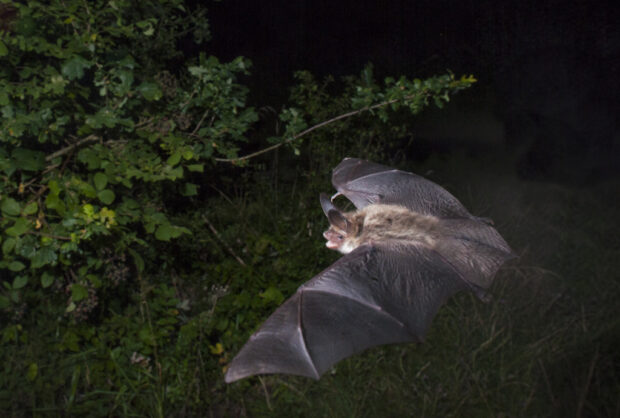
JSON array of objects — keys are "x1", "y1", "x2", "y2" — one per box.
[
  {"x1": 202, "y1": 215, "x2": 246, "y2": 266},
  {"x1": 26, "y1": 231, "x2": 72, "y2": 241},
  {"x1": 191, "y1": 108, "x2": 211, "y2": 136},
  {"x1": 213, "y1": 97, "x2": 401, "y2": 164},
  {"x1": 45, "y1": 135, "x2": 99, "y2": 162}
]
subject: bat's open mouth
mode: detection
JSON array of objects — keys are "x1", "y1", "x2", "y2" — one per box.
[{"x1": 325, "y1": 241, "x2": 339, "y2": 249}]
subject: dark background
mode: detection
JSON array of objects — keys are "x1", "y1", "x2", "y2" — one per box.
[
  {"x1": 202, "y1": 3, "x2": 620, "y2": 414},
  {"x1": 207, "y1": 0, "x2": 620, "y2": 184}
]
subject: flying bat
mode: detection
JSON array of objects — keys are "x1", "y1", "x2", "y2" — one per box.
[{"x1": 225, "y1": 157, "x2": 514, "y2": 383}]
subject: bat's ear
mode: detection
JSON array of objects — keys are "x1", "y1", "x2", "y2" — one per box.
[
  {"x1": 320, "y1": 193, "x2": 351, "y2": 232},
  {"x1": 320, "y1": 193, "x2": 337, "y2": 217},
  {"x1": 320, "y1": 193, "x2": 353, "y2": 234},
  {"x1": 327, "y1": 210, "x2": 350, "y2": 233}
]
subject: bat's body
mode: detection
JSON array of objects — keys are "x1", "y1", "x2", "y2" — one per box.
[
  {"x1": 225, "y1": 158, "x2": 515, "y2": 383},
  {"x1": 324, "y1": 204, "x2": 439, "y2": 254}
]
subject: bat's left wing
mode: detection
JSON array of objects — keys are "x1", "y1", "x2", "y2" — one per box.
[
  {"x1": 331, "y1": 157, "x2": 476, "y2": 219},
  {"x1": 224, "y1": 243, "x2": 471, "y2": 383}
]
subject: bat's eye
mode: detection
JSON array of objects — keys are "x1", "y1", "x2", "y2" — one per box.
[{"x1": 337, "y1": 235, "x2": 343, "y2": 240}]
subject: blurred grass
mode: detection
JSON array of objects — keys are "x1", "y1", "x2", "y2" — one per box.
[
  {"x1": 5, "y1": 153, "x2": 617, "y2": 417},
  {"x1": 220, "y1": 154, "x2": 620, "y2": 417}
]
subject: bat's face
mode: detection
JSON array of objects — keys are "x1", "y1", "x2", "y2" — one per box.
[{"x1": 323, "y1": 226, "x2": 356, "y2": 254}]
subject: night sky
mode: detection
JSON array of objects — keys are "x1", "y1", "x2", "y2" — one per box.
[{"x1": 207, "y1": 0, "x2": 619, "y2": 184}]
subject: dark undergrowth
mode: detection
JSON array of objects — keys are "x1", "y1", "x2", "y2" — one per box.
[{"x1": 216, "y1": 153, "x2": 620, "y2": 418}]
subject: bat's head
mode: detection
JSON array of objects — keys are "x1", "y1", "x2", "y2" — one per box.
[
  {"x1": 323, "y1": 225, "x2": 354, "y2": 254},
  {"x1": 320, "y1": 194, "x2": 358, "y2": 254}
]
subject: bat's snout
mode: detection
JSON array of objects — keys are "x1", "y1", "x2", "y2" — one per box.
[{"x1": 323, "y1": 230, "x2": 344, "y2": 250}]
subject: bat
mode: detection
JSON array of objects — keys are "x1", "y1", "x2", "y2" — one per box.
[{"x1": 224, "y1": 157, "x2": 515, "y2": 383}]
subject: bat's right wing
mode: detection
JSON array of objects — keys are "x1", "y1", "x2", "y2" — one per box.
[
  {"x1": 332, "y1": 157, "x2": 475, "y2": 219},
  {"x1": 224, "y1": 243, "x2": 475, "y2": 383}
]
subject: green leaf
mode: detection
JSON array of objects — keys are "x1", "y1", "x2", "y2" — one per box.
[
  {"x1": 61, "y1": 56, "x2": 92, "y2": 80},
  {"x1": 8, "y1": 261, "x2": 26, "y2": 272},
  {"x1": 59, "y1": 330, "x2": 79, "y2": 351},
  {"x1": 71, "y1": 284, "x2": 88, "y2": 302},
  {"x1": 2, "y1": 238, "x2": 16, "y2": 255},
  {"x1": 0, "y1": 40, "x2": 7, "y2": 56},
  {"x1": 31, "y1": 247, "x2": 57, "y2": 269},
  {"x1": 11, "y1": 149, "x2": 45, "y2": 172},
  {"x1": 77, "y1": 181, "x2": 97, "y2": 198},
  {"x1": 27, "y1": 363, "x2": 38, "y2": 382},
  {"x1": 77, "y1": 148, "x2": 101, "y2": 169},
  {"x1": 1, "y1": 198, "x2": 21, "y2": 216},
  {"x1": 45, "y1": 193, "x2": 66, "y2": 214},
  {"x1": 128, "y1": 248, "x2": 144, "y2": 273},
  {"x1": 182, "y1": 183, "x2": 198, "y2": 196},
  {"x1": 93, "y1": 172, "x2": 108, "y2": 190},
  {"x1": 167, "y1": 151, "x2": 181, "y2": 166},
  {"x1": 259, "y1": 286, "x2": 285, "y2": 305},
  {"x1": 41, "y1": 272, "x2": 55, "y2": 288},
  {"x1": 23, "y1": 202, "x2": 38, "y2": 215},
  {"x1": 168, "y1": 166, "x2": 183, "y2": 179},
  {"x1": 5, "y1": 218, "x2": 31, "y2": 237},
  {"x1": 137, "y1": 82, "x2": 163, "y2": 101},
  {"x1": 0, "y1": 295, "x2": 9, "y2": 309},
  {"x1": 187, "y1": 164, "x2": 204, "y2": 173},
  {"x1": 86, "y1": 109, "x2": 118, "y2": 129},
  {"x1": 85, "y1": 275, "x2": 100, "y2": 289},
  {"x1": 12, "y1": 275, "x2": 28, "y2": 289},
  {"x1": 155, "y1": 223, "x2": 174, "y2": 241},
  {"x1": 155, "y1": 223, "x2": 189, "y2": 241},
  {"x1": 139, "y1": 327, "x2": 155, "y2": 346},
  {"x1": 97, "y1": 189, "x2": 115, "y2": 205}
]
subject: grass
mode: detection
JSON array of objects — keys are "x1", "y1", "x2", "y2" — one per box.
[
  {"x1": 3, "y1": 153, "x2": 618, "y2": 417},
  {"x1": 219, "y1": 154, "x2": 620, "y2": 417}
]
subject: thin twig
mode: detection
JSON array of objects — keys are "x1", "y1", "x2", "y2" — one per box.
[
  {"x1": 202, "y1": 215, "x2": 246, "y2": 266},
  {"x1": 208, "y1": 184, "x2": 234, "y2": 206},
  {"x1": 576, "y1": 345, "x2": 599, "y2": 418},
  {"x1": 538, "y1": 358, "x2": 555, "y2": 406},
  {"x1": 135, "y1": 117, "x2": 155, "y2": 128},
  {"x1": 258, "y1": 376, "x2": 272, "y2": 411},
  {"x1": 45, "y1": 134, "x2": 99, "y2": 162},
  {"x1": 214, "y1": 97, "x2": 402, "y2": 163},
  {"x1": 191, "y1": 108, "x2": 210, "y2": 135},
  {"x1": 26, "y1": 231, "x2": 72, "y2": 241}
]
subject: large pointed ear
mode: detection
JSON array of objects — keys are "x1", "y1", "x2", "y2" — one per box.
[
  {"x1": 320, "y1": 193, "x2": 350, "y2": 232},
  {"x1": 320, "y1": 193, "x2": 336, "y2": 217},
  {"x1": 327, "y1": 210, "x2": 349, "y2": 233}
]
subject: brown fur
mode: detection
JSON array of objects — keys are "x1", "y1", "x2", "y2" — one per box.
[{"x1": 334, "y1": 204, "x2": 440, "y2": 253}]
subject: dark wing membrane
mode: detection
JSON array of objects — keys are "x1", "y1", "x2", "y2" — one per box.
[
  {"x1": 224, "y1": 244, "x2": 470, "y2": 383},
  {"x1": 435, "y1": 218, "x2": 516, "y2": 291},
  {"x1": 332, "y1": 157, "x2": 474, "y2": 219}
]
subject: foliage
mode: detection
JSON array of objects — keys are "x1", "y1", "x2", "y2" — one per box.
[{"x1": 0, "y1": 0, "x2": 257, "y2": 415}]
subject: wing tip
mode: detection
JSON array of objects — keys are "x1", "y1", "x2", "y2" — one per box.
[
  {"x1": 224, "y1": 368, "x2": 242, "y2": 384},
  {"x1": 224, "y1": 368, "x2": 321, "y2": 384}
]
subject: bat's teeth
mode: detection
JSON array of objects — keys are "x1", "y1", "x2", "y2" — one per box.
[{"x1": 331, "y1": 192, "x2": 341, "y2": 201}]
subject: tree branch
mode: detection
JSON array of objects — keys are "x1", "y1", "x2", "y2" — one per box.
[
  {"x1": 27, "y1": 231, "x2": 72, "y2": 241},
  {"x1": 45, "y1": 135, "x2": 99, "y2": 162},
  {"x1": 213, "y1": 97, "x2": 402, "y2": 163},
  {"x1": 202, "y1": 215, "x2": 246, "y2": 266}
]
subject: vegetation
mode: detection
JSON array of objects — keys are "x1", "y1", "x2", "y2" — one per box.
[{"x1": 1, "y1": 1, "x2": 617, "y2": 417}]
